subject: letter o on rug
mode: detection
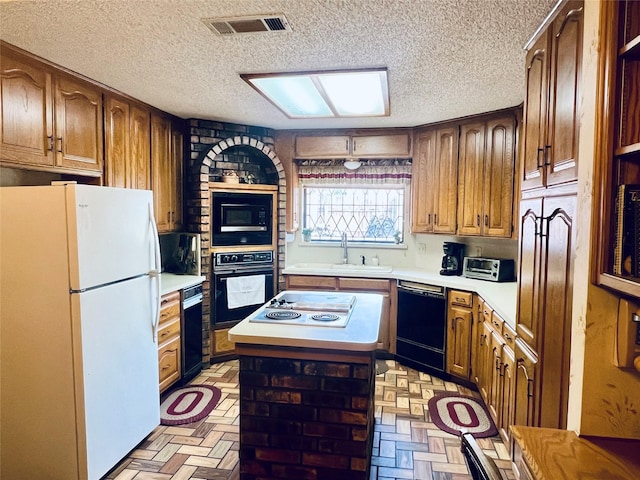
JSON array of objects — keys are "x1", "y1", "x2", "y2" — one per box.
[
  {"x1": 427, "y1": 393, "x2": 497, "y2": 438},
  {"x1": 160, "y1": 385, "x2": 222, "y2": 426}
]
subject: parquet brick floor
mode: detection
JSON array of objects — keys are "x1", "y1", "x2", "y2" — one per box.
[{"x1": 103, "y1": 359, "x2": 514, "y2": 480}]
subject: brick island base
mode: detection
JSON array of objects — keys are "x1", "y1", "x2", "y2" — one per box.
[{"x1": 236, "y1": 344, "x2": 376, "y2": 480}]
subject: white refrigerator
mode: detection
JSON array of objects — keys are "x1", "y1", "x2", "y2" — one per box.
[{"x1": 0, "y1": 184, "x2": 161, "y2": 480}]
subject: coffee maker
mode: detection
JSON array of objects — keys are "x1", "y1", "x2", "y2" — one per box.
[{"x1": 440, "y1": 242, "x2": 465, "y2": 276}]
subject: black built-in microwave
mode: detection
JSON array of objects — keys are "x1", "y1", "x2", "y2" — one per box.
[{"x1": 211, "y1": 191, "x2": 272, "y2": 245}]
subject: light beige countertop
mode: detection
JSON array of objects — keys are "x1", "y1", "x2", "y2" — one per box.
[
  {"x1": 228, "y1": 291, "x2": 383, "y2": 351},
  {"x1": 160, "y1": 273, "x2": 205, "y2": 296},
  {"x1": 282, "y1": 265, "x2": 517, "y2": 328}
]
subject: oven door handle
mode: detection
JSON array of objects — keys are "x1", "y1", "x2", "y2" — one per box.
[{"x1": 216, "y1": 269, "x2": 274, "y2": 276}]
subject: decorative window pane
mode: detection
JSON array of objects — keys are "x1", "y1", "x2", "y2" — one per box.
[{"x1": 302, "y1": 186, "x2": 404, "y2": 244}]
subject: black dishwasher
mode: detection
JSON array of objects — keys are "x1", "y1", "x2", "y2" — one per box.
[{"x1": 396, "y1": 280, "x2": 447, "y2": 374}]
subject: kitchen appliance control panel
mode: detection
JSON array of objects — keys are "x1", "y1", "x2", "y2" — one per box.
[{"x1": 214, "y1": 250, "x2": 273, "y2": 267}]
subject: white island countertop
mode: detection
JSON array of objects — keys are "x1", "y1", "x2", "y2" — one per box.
[{"x1": 228, "y1": 291, "x2": 383, "y2": 352}]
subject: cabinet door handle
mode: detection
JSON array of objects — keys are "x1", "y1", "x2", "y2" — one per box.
[
  {"x1": 536, "y1": 147, "x2": 544, "y2": 168},
  {"x1": 353, "y1": 139, "x2": 357, "y2": 152},
  {"x1": 434, "y1": 213, "x2": 437, "y2": 224},
  {"x1": 428, "y1": 213, "x2": 431, "y2": 225},
  {"x1": 477, "y1": 214, "x2": 480, "y2": 226},
  {"x1": 484, "y1": 215, "x2": 488, "y2": 226},
  {"x1": 47, "y1": 136, "x2": 54, "y2": 152},
  {"x1": 503, "y1": 333, "x2": 511, "y2": 340},
  {"x1": 544, "y1": 145, "x2": 552, "y2": 166},
  {"x1": 56, "y1": 137, "x2": 63, "y2": 153}
]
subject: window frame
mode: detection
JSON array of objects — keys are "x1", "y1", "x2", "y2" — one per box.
[{"x1": 299, "y1": 183, "x2": 409, "y2": 247}]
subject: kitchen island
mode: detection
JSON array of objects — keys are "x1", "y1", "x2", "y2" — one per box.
[{"x1": 228, "y1": 291, "x2": 383, "y2": 480}]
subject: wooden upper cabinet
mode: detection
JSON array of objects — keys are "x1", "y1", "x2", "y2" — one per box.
[
  {"x1": 130, "y1": 104, "x2": 152, "y2": 190},
  {"x1": 546, "y1": 1, "x2": 583, "y2": 187},
  {"x1": 52, "y1": 73, "x2": 103, "y2": 173},
  {"x1": 411, "y1": 128, "x2": 437, "y2": 233},
  {"x1": 521, "y1": 33, "x2": 549, "y2": 191},
  {"x1": 521, "y1": 1, "x2": 583, "y2": 192},
  {"x1": 104, "y1": 96, "x2": 129, "y2": 188},
  {"x1": 352, "y1": 134, "x2": 411, "y2": 157},
  {"x1": 152, "y1": 113, "x2": 183, "y2": 232},
  {"x1": 433, "y1": 127, "x2": 458, "y2": 234},
  {"x1": 1, "y1": 47, "x2": 103, "y2": 175},
  {"x1": 295, "y1": 135, "x2": 350, "y2": 158},
  {"x1": 294, "y1": 133, "x2": 411, "y2": 158},
  {"x1": 457, "y1": 122, "x2": 486, "y2": 236},
  {"x1": 170, "y1": 125, "x2": 183, "y2": 229},
  {"x1": 104, "y1": 95, "x2": 151, "y2": 189},
  {"x1": 483, "y1": 116, "x2": 515, "y2": 237},
  {"x1": 0, "y1": 48, "x2": 53, "y2": 167}
]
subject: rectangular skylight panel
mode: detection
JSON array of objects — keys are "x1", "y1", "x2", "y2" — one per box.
[
  {"x1": 318, "y1": 71, "x2": 387, "y2": 116},
  {"x1": 249, "y1": 76, "x2": 333, "y2": 117}
]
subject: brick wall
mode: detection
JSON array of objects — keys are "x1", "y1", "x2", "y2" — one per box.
[
  {"x1": 185, "y1": 119, "x2": 287, "y2": 363},
  {"x1": 238, "y1": 352, "x2": 376, "y2": 480}
]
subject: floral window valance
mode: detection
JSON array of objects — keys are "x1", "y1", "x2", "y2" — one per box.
[{"x1": 297, "y1": 159, "x2": 412, "y2": 185}]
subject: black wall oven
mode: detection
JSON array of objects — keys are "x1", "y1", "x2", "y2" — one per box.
[
  {"x1": 211, "y1": 191, "x2": 272, "y2": 246},
  {"x1": 396, "y1": 280, "x2": 447, "y2": 374},
  {"x1": 212, "y1": 250, "x2": 275, "y2": 327}
]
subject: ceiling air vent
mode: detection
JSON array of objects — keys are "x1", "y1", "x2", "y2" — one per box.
[{"x1": 202, "y1": 14, "x2": 291, "y2": 35}]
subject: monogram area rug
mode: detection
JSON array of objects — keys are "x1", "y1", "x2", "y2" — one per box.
[
  {"x1": 427, "y1": 393, "x2": 498, "y2": 438},
  {"x1": 160, "y1": 384, "x2": 222, "y2": 426}
]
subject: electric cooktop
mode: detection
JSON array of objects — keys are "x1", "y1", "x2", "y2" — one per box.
[{"x1": 248, "y1": 291, "x2": 356, "y2": 328}]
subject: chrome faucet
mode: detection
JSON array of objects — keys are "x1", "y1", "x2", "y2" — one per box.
[{"x1": 340, "y1": 232, "x2": 349, "y2": 264}]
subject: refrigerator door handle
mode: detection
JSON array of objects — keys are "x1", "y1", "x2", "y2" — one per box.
[{"x1": 148, "y1": 203, "x2": 161, "y2": 342}]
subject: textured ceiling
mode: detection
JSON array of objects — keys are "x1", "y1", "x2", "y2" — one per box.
[{"x1": 0, "y1": 0, "x2": 556, "y2": 130}]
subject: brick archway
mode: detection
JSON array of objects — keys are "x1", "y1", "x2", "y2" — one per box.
[{"x1": 186, "y1": 133, "x2": 286, "y2": 364}]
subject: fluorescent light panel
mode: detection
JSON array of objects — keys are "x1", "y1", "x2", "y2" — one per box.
[{"x1": 242, "y1": 68, "x2": 389, "y2": 119}]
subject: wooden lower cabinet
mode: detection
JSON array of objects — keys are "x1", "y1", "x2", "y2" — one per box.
[
  {"x1": 158, "y1": 291, "x2": 181, "y2": 392},
  {"x1": 471, "y1": 296, "x2": 518, "y2": 444},
  {"x1": 499, "y1": 340, "x2": 516, "y2": 443},
  {"x1": 212, "y1": 327, "x2": 236, "y2": 357},
  {"x1": 446, "y1": 290, "x2": 474, "y2": 379},
  {"x1": 513, "y1": 338, "x2": 538, "y2": 429},
  {"x1": 284, "y1": 275, "x2": 396, "y2": 352}
]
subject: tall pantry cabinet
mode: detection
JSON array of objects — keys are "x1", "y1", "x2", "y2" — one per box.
[{"x1": 514, "y1": 0, "x2": 583, "y2": 431}]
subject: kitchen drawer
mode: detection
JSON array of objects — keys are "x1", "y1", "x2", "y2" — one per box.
[
  {"x1": 158, "y1": 337, "x2": 181, "y2": 392},
  {"x1": 449, "y1": 289, "x2": 473, "y2": 308},
  {"x1": 482, "y1": 301, "x2": 493, "y2": 324},
  {"x1": 286, "y1": 275, "x2": 337, "y2": 289},
  {"x1": 159, "y1": 300, "x2": 180, "y2": 325},
  {"x1": 502, "y1": 322, "x2": 516, "y2": 351},
  {"x1": 158, "y1": 318, "x2": 180, "y2": 344},
  {"x1": 161, "y1": 290, "x2": 180, "y2": 308},
  {"x1": 337, "y1": 277, "x2": 390, "y2": 292},
  {"x1": 490, "y1": 311, "x2": 504, "y2": 334}
]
